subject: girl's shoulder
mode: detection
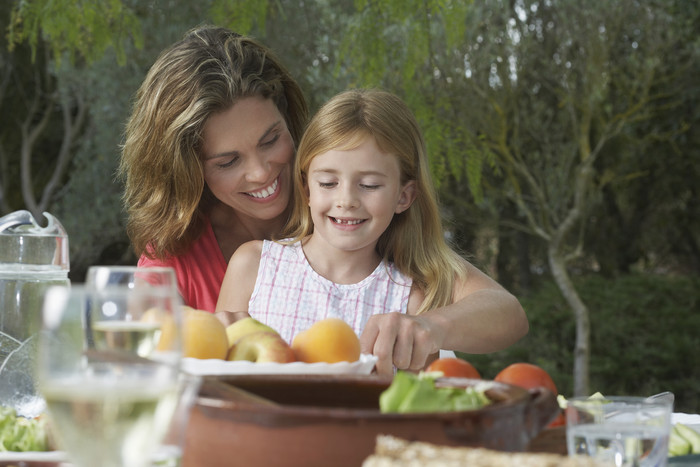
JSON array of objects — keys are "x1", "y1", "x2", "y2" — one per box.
[
  {"x1": 230, "y1": 240, "x2": 264, "y2": 266},
  {"x1": 406, "y1": 282, "x2": 426, "y2": 316}
]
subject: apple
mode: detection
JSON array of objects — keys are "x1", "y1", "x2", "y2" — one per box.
[
  {"x1": 227, "y1": 331, "x2": 296, "y2": 363},
  {"x1": 225, "y1": 317, "x2": 277, "y2": 348}
]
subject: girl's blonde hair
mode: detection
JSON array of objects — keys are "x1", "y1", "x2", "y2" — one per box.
[
  {"x1": 284, "y1": 89, "x2": 465, "y2": 314},
  {"x1": 119, "y1": 26, "x2": 308, "y2": 260}
]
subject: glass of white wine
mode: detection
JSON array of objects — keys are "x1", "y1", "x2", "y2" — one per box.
[{"x1": 36, "y1": 280, "x2": 183, "y2": 467}]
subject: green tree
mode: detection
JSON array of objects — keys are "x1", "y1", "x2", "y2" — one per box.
[
  {"x1": 331, "y1": 0, "x2": 697, "y2": 395},
  {"x1": 5, "y1": 1, "x2": 698, "y2": 399},
  {"x1": 0, "y1": 10, "x2": 86, "y2": 221}
]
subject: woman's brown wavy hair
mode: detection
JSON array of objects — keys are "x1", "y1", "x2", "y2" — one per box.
[{"x1": 119, "y1": 26, "x2": 308, "y2": 260}]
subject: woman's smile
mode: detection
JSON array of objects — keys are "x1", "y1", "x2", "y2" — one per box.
[{"x1": 246, "y1": 177, "x2": 280, "y2": 200}]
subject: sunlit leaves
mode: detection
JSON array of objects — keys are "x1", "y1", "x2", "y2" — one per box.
[
  {"x1": 209, "y1": 0, "x2": 269, "y2": 35},
  {"x1": 7, "y1": 0, "x2": 142, "y2": 65},
  {"x1": 339, "y1": 0, "x2": 485, "y2": 199}
]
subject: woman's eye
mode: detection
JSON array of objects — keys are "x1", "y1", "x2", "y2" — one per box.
[
  {"x1": 216, "y1": 157, "x2": 239, "y2": 169},
  {"x1": 261, "y1": 133, "x2": 280, "y2": 147}
]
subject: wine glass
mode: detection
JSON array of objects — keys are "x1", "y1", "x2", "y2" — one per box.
[{"x1": 36, "y1": 282, "x2": 182, "y2": 467}]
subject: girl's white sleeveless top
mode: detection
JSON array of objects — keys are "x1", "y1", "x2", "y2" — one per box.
[{"x1": 248, "y1": 240, "x2": 413, "y2": 344}]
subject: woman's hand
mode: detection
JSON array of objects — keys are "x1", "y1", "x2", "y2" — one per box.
[{"x1": 360, "y1": 312, "x2": 446, "y2": 376}]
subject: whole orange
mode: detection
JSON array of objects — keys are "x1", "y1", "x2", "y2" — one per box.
[
  {"x1": 426, "y1": 357, "x2": 481, "y2": 378},
  {"x1": 494, "y1": 362, "x2": 558, "y2": 395},
  {"x1": 291, "y1": 318, "x2": 361, "y2": 363}
]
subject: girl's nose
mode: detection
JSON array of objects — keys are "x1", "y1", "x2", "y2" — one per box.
[{"x1": 336, "y1": 186, "x2": 359, "y2": 209}]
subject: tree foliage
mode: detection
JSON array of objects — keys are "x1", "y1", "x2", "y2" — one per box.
[
  {"x1": 2, "y1": 0, "x2": 698, "y2": 394},
  {"x1": 7, "y1": 0, "x2": 143, "y2": 65}
]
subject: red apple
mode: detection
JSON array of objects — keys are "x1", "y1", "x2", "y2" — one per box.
[{"x1": 227, "y1": 331, "x2": 296, "y2": 363}]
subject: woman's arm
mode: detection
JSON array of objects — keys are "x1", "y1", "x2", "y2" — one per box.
[
  {"x1": 214, "y1": 240, "x2": 264, "y2": 326},
  {"x1": 360, "y1": 258, "x2": 528, "y2": 375}
]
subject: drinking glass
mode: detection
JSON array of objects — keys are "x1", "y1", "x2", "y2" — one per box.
[
  {"x1": 36, "y1": 283, "x2": 182, "y2": 467},
  {"x1": 566, "y1": 395, "x2": 673, "y2": 467},
  {"x1": 85, "y1": 265, "x2": 179, "y2": 293}
]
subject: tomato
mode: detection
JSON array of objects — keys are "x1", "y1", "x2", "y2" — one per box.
[
  {"x1": 426, "y1": 357, "x2": 481, "y2": 379},
  {"x1": 547, "y1": 411, "x2": 566, "y2": 428},
  {"x1": 493, "y1": 362, "x2": 558, "y2": 395}
]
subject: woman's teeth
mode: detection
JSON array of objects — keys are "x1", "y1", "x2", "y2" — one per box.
[{"x1": 248, "y1": 178, "x2": 278, "y2": 199}]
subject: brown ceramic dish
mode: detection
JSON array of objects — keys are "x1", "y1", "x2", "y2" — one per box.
[{"x1": 182, "y1": 374, "x2": 559, "y2": 467}]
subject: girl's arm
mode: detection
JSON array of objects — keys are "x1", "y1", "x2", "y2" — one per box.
[
  {"x1": 361, "y1": 258, "x2": 528, "y2": 376},
  {"x1": 214, "y1": 240, "x2": 264, "y2": 327}
]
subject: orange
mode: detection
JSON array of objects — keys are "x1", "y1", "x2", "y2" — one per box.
[
  {"x1": 291, "y1": 318, "x2": 361, "y2": 363},
  {"x1": 182, "y1": 308, "x2": 229, "y2": 360},
  {"x1": 494, "y1": 362, "x2": 558, "y2": 395},
  {"x1": 426, "y1": 357, "x2": 481, "y2": 378}
]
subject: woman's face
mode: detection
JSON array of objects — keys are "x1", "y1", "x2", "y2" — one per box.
[{"x1": 201, "y1": 97, "x2": 294, "y2": 222}]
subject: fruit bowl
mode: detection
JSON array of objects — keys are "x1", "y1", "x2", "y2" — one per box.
[{"x1": 182, "y1": 374, "x2": 559, "y2": 467}]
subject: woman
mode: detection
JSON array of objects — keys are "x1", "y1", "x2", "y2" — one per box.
[
  {"x1": 120, "y1": 26, "x2": 307, "y2": 314},
  {"x1": 120, "y1": 26, "x2": 528, "y2": 372}
]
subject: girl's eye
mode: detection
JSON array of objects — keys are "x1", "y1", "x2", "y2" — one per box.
[
  {"x1": 319, "y1": 181, "x2": 336, "y2": 188},
  {"x1": 360, "y1": 184, "x2": 381, "y2": 190}
]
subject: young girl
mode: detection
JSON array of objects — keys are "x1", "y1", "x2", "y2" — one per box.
[{"x1": 216, "y1": 89, "x2": 527, "y2": 375}]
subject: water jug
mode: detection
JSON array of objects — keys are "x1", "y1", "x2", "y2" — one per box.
[{"x1": 0, "y1": 210, "x2": 69, "y2": 417}]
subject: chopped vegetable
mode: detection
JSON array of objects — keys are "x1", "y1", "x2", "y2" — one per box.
[
  {"x1": 379, "y1": 371, "x2": 491, "y2": 414},
  {"x1": 670, "y1": 423, "x2": 700, "y2": 457},
  {"x1": 0, "y1": 406, "x2": 49, "y2": 452}
]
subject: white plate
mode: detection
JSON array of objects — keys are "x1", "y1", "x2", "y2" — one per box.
[
  {"x1": 0, "y1": 450, "x2": 67, "y2": 462},
  {"x1": 672, "y1": 412, "x2": 700, "y2": 435},
  {"x1": 182, "y1": 353, "x2": 378, "y2": 376}
]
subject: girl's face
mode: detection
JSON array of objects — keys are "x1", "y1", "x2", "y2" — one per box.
[
  {"x1": 306, "y1": 136, "x2": 415, "y2": 254},
  {"x1": 201, "y1": 97, "x2": 294, "y2": 222}
]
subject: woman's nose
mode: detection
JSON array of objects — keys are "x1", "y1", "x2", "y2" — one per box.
[{"x1": 244, "y1": 155, "x2": 270, "y2": 182}]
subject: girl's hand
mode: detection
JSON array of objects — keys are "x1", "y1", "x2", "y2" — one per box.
[
  {"x1": 360, "y1": 312, "x2": 446, "y2": 376},
  {"x1": 215, "y1": 310, "x2": 251, "y2": 327}
]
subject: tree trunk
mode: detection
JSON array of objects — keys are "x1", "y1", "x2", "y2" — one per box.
[{"x1": 548, "y1": 245, "x2": 590, "y2": 396}]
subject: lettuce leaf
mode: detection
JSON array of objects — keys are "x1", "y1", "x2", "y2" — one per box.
[
  {"x1": 379, "y1": 371, "x2": 491, "y2": 414},
  {"x1": 0, "y1": 406, "x2": 49, "y2": 452}
]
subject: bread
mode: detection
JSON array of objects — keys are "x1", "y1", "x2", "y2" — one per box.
[{"x1": 362, "y1": 435, "x2": 609, "y2": 467}]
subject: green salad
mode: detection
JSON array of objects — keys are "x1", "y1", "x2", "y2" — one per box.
[
  {"x1": 379, "y1": 371, "x2": 491, "y2": 413},
  {"x1": 0, "y1": 406, "x2": 49, "y2": 452}
]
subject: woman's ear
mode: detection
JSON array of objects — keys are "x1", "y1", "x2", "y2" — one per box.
[{"x1": 395, "y1": 180, "x2": 417, "y2": 214}]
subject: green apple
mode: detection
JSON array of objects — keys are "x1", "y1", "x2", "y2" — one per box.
[
  {"x1": 226, "y1": 331, "x2": 295, "y2": 363},
  {"x1": 225, "y1": 317, "x2": 277, "y2": 348}
]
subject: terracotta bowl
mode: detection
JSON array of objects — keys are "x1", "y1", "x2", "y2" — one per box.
[{"x1": 182, "y1": 374, "x2": 559, "y2": 467}]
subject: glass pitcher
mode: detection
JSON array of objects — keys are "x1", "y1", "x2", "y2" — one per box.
[{"x1": 0, "y1": 210, "x2": 70, "y2": 417}]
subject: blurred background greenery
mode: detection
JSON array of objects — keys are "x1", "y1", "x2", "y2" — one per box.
[{"x1": 1, "y1": 0, "x2": 698, "y2": 408}]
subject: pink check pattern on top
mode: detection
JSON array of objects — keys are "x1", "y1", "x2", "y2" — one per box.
[{"x1": 249, "y1": 239, "x2": 413, "y2": 345}]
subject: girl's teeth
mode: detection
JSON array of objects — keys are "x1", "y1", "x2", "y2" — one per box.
[{"x1": 333, "y1": 218, "x2": 363, "y2": 225}]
